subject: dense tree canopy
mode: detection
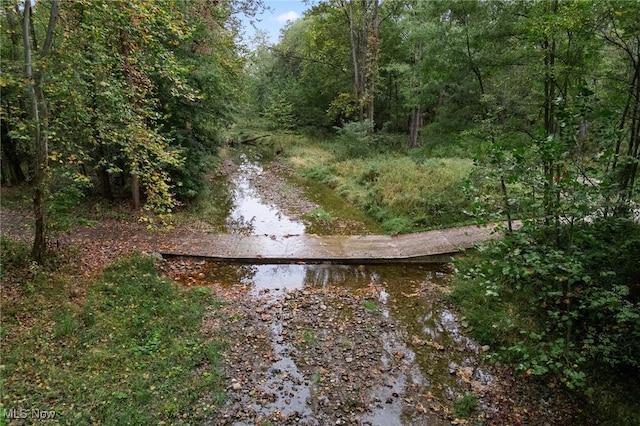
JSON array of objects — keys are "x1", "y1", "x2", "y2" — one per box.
[
  {"x1": 248, "y1": 0, "x2": 639, "y2": 215},
  {"x1": 1, "y1": 0, "x2": 261, "y2": 258}
]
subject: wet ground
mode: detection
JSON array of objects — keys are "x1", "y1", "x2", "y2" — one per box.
[
  {"x1": 162, "y1": 150, "x2": 575, "y2": 425},
  {"x1": 0, "y1": 149, "x2": 576, "y2": 425},
  {"x1": 220, "y1": 153, "x2": 380, "y2": 236}
]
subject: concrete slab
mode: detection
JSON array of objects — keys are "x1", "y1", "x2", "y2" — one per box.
[{"x1": 159, "y1": 223, "x2": 507, "y2": 264}]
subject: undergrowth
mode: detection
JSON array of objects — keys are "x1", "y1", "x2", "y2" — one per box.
[
  {"x1": 1, "y1": 243, "x2": 226, "y2": 425},
  {"x1": 450, "y1": 218, "x2": 640, "y2": 425}
]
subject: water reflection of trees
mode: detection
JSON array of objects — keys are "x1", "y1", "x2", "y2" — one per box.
[{"x1": 202, "y1": 262, "x2": 451, "y2": 295}]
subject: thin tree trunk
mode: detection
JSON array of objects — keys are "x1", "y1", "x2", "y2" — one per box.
[
  {"x1": 542, "y1": 24, "x2": 557, "y2": 230},
  {"x1": 23, "y1": 0, "x2": 59, "y2": 261},
  {"x1": 347, "y1": 1, "x2": 363, "y2": 121},
  {"x1": 501, "y1": 175, "x2": 513, "y2": 234},
  {"x1": 132, "y1": 174, "x2": 141, "y2": 210},
  {"x1": 409, "y1": 107, "x2": 421, "y2": 148},
  {"x1": 365, "y1": 0, "x2": 379, "y2": 123},
  {"x1": 463, "y1": 17, "x2": 485, "y2": 98},
  {"x1": 23, "y1": 0, "x2": 45, "y2": 261},
  {"x1": 118, "y1": 27, "x2": 143, "y2": 211}
]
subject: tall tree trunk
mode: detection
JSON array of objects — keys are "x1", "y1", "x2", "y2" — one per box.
[
  {"x1": 542, "y1": 29, "x2": 557, "y2": 230},
  {"x1": 365, "y1": 0, "x2": 379, "y2": 123},
  {"x1": 119, "y1": 27, "x2": 143, "y2": 211},
  {"x1": 463, "y1": 13, "x2": 485, "y2": 101},
  {"x1": 345, "y1": 0, "x2": 378, "y2": 124},
  {"x1": 347, "y1": 1, "x2": 364, "y2": 121},
  {"x1": 23, "y1": 0, "x2": 45, "y2": 261},
  {"x1": 22, "y1": 0, "x2": 59, "y2": 262}
]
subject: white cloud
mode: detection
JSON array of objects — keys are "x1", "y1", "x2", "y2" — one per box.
[{"x1": 275, "y1": 11, "x2": 300, "y2": 23}]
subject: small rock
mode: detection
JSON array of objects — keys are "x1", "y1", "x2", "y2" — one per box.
[
  {"x1": 481, "y1": 345, "x2": 491, "y2": 352},
  {"x1": 232, "y1": 382, "x2": 242, "y2": 391},
  {"x1": 345, "y1": 357, "x2": 353, "y2": 363},
  {"x1": 148, "y1": 252, "x2": 164, "y2": 262}
]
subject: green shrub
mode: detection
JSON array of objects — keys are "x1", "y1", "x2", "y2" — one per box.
[
  {"x1": 454, "y1": 392, "x2": 479, "y2": 418},
  {"x1": 333, "y1": 120, "x2": 377, "y2": 159},
  {"x1": 452, "y1": 218, "x2": 640, "y2": 390},
  {"x1": 304, "y1": 207, "x2": 333, "y2": 222}
]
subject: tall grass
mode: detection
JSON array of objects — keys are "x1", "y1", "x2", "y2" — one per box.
[{"x1": 285, "y1": 136, "x2": 476, "y2": 233}]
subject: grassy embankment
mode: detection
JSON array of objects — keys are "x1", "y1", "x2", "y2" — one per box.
[
  {"x1": 0, "y1": 240, "x2": 226, "y2": 425},
  {"x1": 271, "y1": 128, "x2": 479, "y2": 234}
]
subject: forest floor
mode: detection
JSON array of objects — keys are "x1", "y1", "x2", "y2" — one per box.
[{"x1": 1, "y1": 158, "x2": 581, "y2": 425}]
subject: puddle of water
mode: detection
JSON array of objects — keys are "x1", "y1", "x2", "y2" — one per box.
[{"x1": 227, "y1": 154, "x2": 305, "y2": 236}]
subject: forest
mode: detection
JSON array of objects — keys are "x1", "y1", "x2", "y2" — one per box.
[{"x1": 1, "y1": 0, "x2": 639, "y2": 424}]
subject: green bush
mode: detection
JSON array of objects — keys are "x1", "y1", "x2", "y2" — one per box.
[
  {"x1": 454, "y1": 392, "x2": 479, "y2": 418},
  {"x1": 333, "y1": 120, "x2": 377, "y2": 159},
  {"x1": 452, "y1": 218, "x2": 640, "y2": 390}
]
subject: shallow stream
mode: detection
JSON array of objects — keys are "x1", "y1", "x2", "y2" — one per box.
[{"x1": 180, "y1": 153, "x2": 494, "y2": 425}]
